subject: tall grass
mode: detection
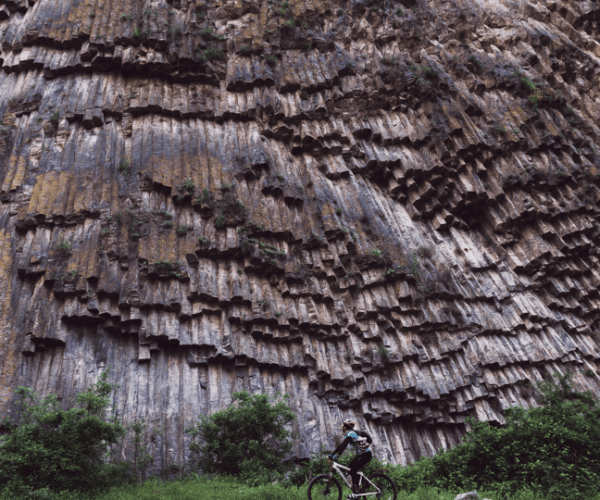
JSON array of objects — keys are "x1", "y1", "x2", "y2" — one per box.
[{"x1": 3, "y1": 478, "x2": 599, "y2": 500}]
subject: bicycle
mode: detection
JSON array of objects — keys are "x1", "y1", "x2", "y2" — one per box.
[{"x1": 308, "y1": 458, "x2": 397, "y2": 500}]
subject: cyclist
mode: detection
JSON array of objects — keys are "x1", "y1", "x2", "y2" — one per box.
[{"x1": 328, "y1": 419, "x2": 372, "y2": 499}]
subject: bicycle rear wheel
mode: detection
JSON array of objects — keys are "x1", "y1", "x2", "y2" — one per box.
[
  {"x1": 308, "y1": 474, "x2": 343, "y2": 500},
  {"x1": 363, "y1": 473, "x2": 397, "y2": 500}
]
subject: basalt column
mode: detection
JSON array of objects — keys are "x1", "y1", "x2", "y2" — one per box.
[{"x1": 1, "y1": 0, "x2": 600, "y2": 470}]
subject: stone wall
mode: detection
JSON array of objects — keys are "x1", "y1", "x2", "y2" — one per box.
[{"x1": 1, "y1": 0, "x2": 600, "y2": 470}]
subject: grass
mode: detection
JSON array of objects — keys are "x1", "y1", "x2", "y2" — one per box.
[{"x1": 1, "y1": 478, "x2": 580, "y2": 500}]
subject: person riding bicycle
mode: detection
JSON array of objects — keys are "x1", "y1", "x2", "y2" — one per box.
[{"x1": 328, "y1": 419, "x2": 372, "y2": 499}]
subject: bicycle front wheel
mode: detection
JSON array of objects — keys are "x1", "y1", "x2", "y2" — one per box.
[
  {"x1": 364, "y1": 473, "x2": 397, "y2": 500},
  {"x1": 308, "y1": 474, "x2": 343, "y2": 500}
]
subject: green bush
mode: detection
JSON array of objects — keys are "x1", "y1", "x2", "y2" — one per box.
[
  {"x1": 0, "y1": 370, "x2": 128, "y2": 494},
  {"x1": 388, "y1": 372, "x2": 600, "y2": 500},
  {"x1": 185, "y1": 391, "x2": 296, "y2": 483}
]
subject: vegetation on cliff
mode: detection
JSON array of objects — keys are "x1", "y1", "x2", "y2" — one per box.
[{"x1": 387, "y1": 372, "x2": 600, "y2": 500}]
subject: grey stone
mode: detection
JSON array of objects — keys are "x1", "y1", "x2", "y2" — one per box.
[{"x1": 455, "y1": 493, "x2": 479, "y2": 500}]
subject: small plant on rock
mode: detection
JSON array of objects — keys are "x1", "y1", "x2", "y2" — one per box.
[
  {"x1": 375, "y1": 344, "x2": 390, "y2": 361},
  {"x1": 181, "y1": 178, "x2": 194, "y2": 191},
  {"x1": 198, "y1": 188, "x2": 212, "y2": 205},
  {"x1": 215, "y1": 214, "x2": 226, "y2": 228},
  {"x1": 417, "y1": 246, "x2": 432, "y2": 258},
  {"x1": 57, "y1": 236, "x2": 72, "y2": 255},
  {"x1": 119, "y1": 157, "x2": 131, "y2": 175}
]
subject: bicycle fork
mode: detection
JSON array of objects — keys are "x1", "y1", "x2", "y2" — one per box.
[{"x1": 324, "y1": 472, "x2": 333, "y2": 496}]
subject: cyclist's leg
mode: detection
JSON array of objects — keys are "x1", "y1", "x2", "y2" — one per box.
[{"x1": 349, "y1": 451, "x2": 372, "y2": 491}]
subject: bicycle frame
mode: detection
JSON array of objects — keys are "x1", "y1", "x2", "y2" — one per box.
[{"x1": 328, "y1": 460, "x2": 380, "y2": 497}]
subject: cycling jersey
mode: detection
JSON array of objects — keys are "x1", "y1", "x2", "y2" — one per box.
[{"x1": 331, "y1": 429, "x2": 371, "y2": 457}]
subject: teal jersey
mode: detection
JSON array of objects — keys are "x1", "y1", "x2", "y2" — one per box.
[{"x1": 345, "y1": 430, "x2": 371, "y2": 454}]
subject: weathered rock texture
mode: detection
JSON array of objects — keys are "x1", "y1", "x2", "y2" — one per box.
[{"x1": 1, "y1": 0, "x2": 600, "y2": 470}]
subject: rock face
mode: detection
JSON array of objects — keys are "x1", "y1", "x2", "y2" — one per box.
[{"x1": 1, "y1": 0, "x2": 600, "y2": 471}]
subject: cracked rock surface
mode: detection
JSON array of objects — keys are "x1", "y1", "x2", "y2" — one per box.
[{"x1": 1, "y1": 0, "x2": 600, "y2": 469}]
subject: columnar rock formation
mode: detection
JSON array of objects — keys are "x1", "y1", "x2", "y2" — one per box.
[{"x1": 1, "y1": 0, "x2": 600, "y2": 470}]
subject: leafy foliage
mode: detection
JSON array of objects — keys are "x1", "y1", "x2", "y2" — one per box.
[
  {"x1": 185, "y1": 391, "x2": 296, "y2": 482},
  {"x1": 119, "y1": 157, "x2": 131, "y2": 175},
  {"x1": 56, "y1": 235, "x2": 72, "y2": 255},
  {"x1": 388, "y1": 372, "x2": 600, "y2": 500},
  {"x1": 0, "y1": 369, "x2": 128, "y2": 494}
]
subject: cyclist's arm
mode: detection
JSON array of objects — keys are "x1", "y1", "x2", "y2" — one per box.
[{"x1": 330, "y1": 436, "x2": 352, "y2": 459}]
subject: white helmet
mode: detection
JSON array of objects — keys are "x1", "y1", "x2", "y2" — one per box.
[{"x1": 342, "y1": 419, "x2": 356, "y2": 430}]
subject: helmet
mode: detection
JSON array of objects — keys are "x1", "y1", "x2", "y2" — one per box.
[{"x1": 342, "y1": 419, "x2": 356, "y2": 430}]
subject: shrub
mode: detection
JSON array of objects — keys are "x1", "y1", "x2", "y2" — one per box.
[
  {"x1": 119, "y1": 157, "x2": 130, "y2": 175},
  {"x1": 181, "y1": 178, "x2": 194, "y2": 191},
  {"x1": 198, "y1": 188, "x2": 211, "y2": 205},
  {"x1": 0, "y1": 369, "x2": 128, "y2": 493},
  {"x1": 375, "y1": 344, "x2": 390, "y2": 360},
  {"x1": 215, "y1": 214, "x2": 226, "y2": 228},
  {"x1": 240, "y1": 238, "x2": 255, "y2": 254},
  {"x1": 185, "y1": 391, "x2": 296, "y2": 482},
  {"x1": 154, "y1": 260, "x2": 173, "y2": 274},
  {"x1": 202, "y1": 47, "x2": 225, "y2": 61},
  {"x1": 417, "y1": 246, "x2": 432, "y2": 258},
  {"x1": 49, "y1": 110, "x2": 59, "y2": 123},
  {"x1": 387, "y1": 371, "x2": 600, "y2": 500},
  {"x1": 370, "y1": 248, "x2": 382, "y2": 259},
  {"x1": 57, "y1": 235, "x2": 72, "y2": 254}
]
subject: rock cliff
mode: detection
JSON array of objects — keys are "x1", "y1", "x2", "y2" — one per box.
[{"x1": 1, "y1": 0, "x2": 600, "y2": 470}]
